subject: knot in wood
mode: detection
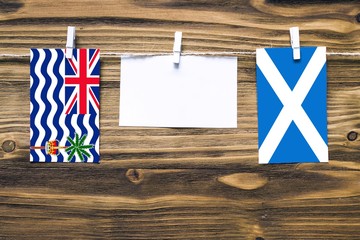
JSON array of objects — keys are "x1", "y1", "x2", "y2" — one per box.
[
  {"x1": 347, "y1": 131, "x2": 358, "y2": 141},
  {"x1": 255, "y1": 237, "x2": 265, "y2": 240},
  {"x1": 125, "y1": 169, "x2": 144, "y2": 184},
  {"x1": 356, "y1": 13, "x2": 360, "y2": 23},
  {"x1": 2, "y1": 140, "x2": 16, "y2": 153}
]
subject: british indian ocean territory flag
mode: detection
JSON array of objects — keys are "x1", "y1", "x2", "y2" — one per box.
[
  {"x1": 256, "y1": 47, "x2": 328, "y2": 164},
  {"x1": 30, "y1": 49, "x2": 100, "y2": 163}
]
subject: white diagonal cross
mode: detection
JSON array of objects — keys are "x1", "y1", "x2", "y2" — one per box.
[{"x1": 257, "y1": 47, "x2": 328, "y2": 164}]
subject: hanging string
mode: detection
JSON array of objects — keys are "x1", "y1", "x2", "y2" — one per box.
[
  {"x1": 0, "y1": 51, "x2": 359, "y2": 58},
  {"x1": 109, "y1": 51, "x2": 257, "y2": 57}
]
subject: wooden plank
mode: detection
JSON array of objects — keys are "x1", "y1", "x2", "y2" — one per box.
[
  {"x1": 0, "y1": 1, "x2": 359, "y2": 54},
  {"x1": 0, "y1": 166, "x2": 360, "y2": 239},
  {"x1": 0, "y1": 0, "x2": 359, "y2": 239}
]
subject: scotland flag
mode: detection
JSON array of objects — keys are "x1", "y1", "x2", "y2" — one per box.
[{"x1": 256, "y1": 47, "x2": 328, "y2": 164}]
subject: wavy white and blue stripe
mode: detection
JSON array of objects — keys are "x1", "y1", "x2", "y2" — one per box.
[{"x1": 30, "y1": 48, "x2": 100, "y2": 163}]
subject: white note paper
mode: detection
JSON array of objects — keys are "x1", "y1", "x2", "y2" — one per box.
[{"x1": 119, "y1": 56, "x2": 237, "y2": 128}]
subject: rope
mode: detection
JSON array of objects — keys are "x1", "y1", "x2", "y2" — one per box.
[{"x1": 0, "y1": 51, "x2": 359, "y2": 58}]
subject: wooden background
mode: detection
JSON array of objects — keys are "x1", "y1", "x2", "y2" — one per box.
[{"x1": 0, "y1": 0, "x2": 359, "y2": 239}]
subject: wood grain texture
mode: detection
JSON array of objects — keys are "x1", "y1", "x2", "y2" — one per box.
[{"x1": 0, "y1": 0, "x2": 359, "y2": 239}]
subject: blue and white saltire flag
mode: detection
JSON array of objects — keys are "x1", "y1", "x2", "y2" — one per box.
[
  {"x1": 30, "y1": 49, "x2": 100, "y2": 163},
  {"x1": 256, "y1": 47, "x2": 328, "y2": 164}
]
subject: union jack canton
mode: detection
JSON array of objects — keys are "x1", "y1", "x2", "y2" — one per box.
[{"x1": 65, "y1": 49, "x2": 100, "y2": 115}]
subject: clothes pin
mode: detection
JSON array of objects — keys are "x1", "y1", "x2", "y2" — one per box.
[
  {"x1": 66, "y1": 26, "x2": 76, "y2": 59},
  {"x1": 173, "y1": 31, "x2": 182, "y2": 64},
  {"x1": 290, "y1": 27, "x2": 300, "y2": 60}
]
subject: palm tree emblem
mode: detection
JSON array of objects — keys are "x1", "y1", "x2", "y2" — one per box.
[
  {"x1": 30, "y1": 133, "x2": 94, "y2": 162},
  {"x1": 66, "y1": 133, "x2": 94, "y2": 162}
]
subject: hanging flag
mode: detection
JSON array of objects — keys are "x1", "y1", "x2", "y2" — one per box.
[
  {"x1": 30, "y1": 48, "x2": 100, "y2": 163},
  {"x1": 256, "y1": 47, "x2": 328, "y2": 164}
]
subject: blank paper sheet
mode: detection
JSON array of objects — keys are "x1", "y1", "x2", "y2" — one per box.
[{"x1": 119, "y1": 55, "x2": 237, "y2": 128}]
